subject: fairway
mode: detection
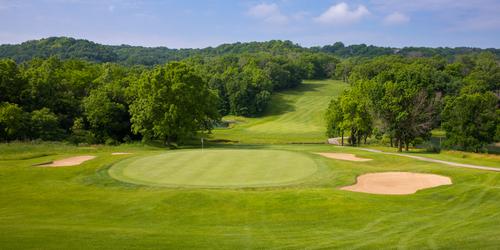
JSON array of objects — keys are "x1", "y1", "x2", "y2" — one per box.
[
  {"x1": 109, "y1": 149, "x2": 318, "y2": 187},
  {"x1": 212, "y1": 80, "x2": 348, "y2": 143}
]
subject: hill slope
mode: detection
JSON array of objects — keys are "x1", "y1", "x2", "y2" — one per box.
[
  {"x1": 211, "y1": 80, "x2": 348, "y2": 143},
  {"x1": 1, "y1": 37, "x2": 499, "y2": 66}
]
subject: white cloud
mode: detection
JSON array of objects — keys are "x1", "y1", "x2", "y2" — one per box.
[
  {"x1": 383, "y1": 12, "x2": 409, "y2": 25},
  {"x1": 369, "y1": 0, "x2": 499, "y2": 12},
  {"x1": 372, "y1": 0, "x2": 500, "y2": 31},
  {"x1": 291, "y1": 11, "x2": 309, "y2": 21},
  {"x1": 247, "y1": 3, "x2": 288, "y2": 25},
  {"x1": 314, "y1": 2, "x2": 370, "y2": 24}
]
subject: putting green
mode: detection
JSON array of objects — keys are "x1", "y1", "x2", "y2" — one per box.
[{"x1": 108, "y1": 149, "x2": 318, "y2": 188}]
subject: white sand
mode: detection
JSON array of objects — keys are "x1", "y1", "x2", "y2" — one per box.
[
  {"x1": 39, "y1": 156, "x2": 96, "y2": 167},
  {"x1": 316, "y1": 152, "x2": 372, "y2": 162},
  {"x1": 341, "y1": 172, "x2": 452, "y2": 195}
]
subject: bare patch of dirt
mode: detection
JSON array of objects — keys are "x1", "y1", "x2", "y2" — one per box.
[
  {"x1": 38, "y1": 156, "x2": 96, "y2": 167},
  {"x1": 340, "y1": 172, "x2": 452, "y2": 195},
  {"x1": 316, "y1": 152, "x2": 372, "y2": 162}
]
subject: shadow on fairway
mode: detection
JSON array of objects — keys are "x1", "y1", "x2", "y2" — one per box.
[{"x1": 256, "y1": 83, "x2": 327, "y2": 117}]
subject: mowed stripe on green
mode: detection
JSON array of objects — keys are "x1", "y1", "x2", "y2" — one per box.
[
  {"x1": 212, "y1": 80, "x2": 348, "y2": 143},
  {"x1": 109, "y1": 149, "x2": 318, "y2": 187}
]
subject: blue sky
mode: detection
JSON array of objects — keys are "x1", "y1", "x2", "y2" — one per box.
[{"x1": 0, "y1": 0, "x2": 499, "y2": 48}]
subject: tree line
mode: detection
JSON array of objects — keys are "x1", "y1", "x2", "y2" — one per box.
[
  {"x1": 313, "y1": 41, "x2": 500, "y2": 59},
  {"x1": 1, "y1": 37, "x2": 498, "y2": 151},
  {"x1": 0, "y1": 51, "x2": 337, "y2": 145},
  {"x1": 326, "y1": 53, "x2": 500, "y2": 152},
  {"x1": 1, "y1": 37, "x2": 499, "y2": 66}
]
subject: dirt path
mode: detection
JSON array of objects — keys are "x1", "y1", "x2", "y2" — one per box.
[{"x1": 355, "y1": 148, "x2": 500, "y2": 172}]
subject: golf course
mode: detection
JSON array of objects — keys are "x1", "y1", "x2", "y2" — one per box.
[
  {"x1": 212, "y1": 80, "x2": 349, "y2": 143},
  {"x1": 1, "y1": 79, "x2": 499, "y2": 249},
  {"x1": 2, "y1": 1, "x2": 500, "y2": 248}
]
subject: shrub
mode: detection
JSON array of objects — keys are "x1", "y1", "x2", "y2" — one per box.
[
  {"x1": 68, "y1": 118, "x2": 97, "y2": 145},
  {"x1": 105, "y1": 138, "x2": 119, "y2": 146},
  {"x1": 30, "y1": 108, "x2": 62, "y2": 141},
  {"x1": 123, "y1": 135, "x2": 132, "y2": 144},
  {"x1": 423, "y1": 141, "x2": 441, "y2": 153}
]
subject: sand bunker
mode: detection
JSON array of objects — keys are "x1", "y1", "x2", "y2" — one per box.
[
  {"x1": 111, "y1": 152, "x2": 133, "y2": 155},
  {"x1": 341, "y1": 172, "x2": 452, "y2": 195},
  {"x1": 38, "y1": 156, "x2": 96, "y2": 167},
  {"x1": 316, "y1": 152, "x2": 372, "y2": 162}
]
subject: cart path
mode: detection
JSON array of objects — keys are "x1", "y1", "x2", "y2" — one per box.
[{"x1": 354, "y1": 148, "x2": 500, "y2": 172}]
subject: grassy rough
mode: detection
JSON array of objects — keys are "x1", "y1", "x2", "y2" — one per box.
[
  {"x1": 1, "y1": 143, "x2": 500, "y2": 249},
  {"x1": 365, "y1": 145, "x2": 500, "y2": 168}
]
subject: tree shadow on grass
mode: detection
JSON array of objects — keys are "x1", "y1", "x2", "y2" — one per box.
[
  {"x1": 256, "y1": 83, "x2": 330, "y2": 117},
  {"x1": 288, "y1": 83, "x2": 326, "y2": 95},
  {"x1": 259, "y1": 94, "x2": 296, "y2": 117}
]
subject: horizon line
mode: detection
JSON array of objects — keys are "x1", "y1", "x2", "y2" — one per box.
[{"x1": 1, "y1": 36, "x2": 499, "y2": 51}]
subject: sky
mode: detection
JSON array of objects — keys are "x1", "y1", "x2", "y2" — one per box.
[{"x1": 0, "y1": 0, "x2": 499, "y2": 49}]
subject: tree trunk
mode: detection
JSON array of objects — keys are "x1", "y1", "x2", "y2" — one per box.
[
  {"x1": 397, "y1": 138, "x2": 403, "y2": 152},
  {"x1": 405, "y1": 140, "x2": 409, "y2": 151},
  {"x1": 341, "y1": 131, "x2": 344, "y2": 146},
  {"x1": 350, "y1": 128, "x2": 356, "y2": 146}
]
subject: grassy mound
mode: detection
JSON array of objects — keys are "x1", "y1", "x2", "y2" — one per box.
[{"x1": 109, "y1": 149, "x2": 318, "y2": 188}]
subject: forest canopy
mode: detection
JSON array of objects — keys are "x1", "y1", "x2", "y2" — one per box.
[
  {"x1": 1, "y1": 37, "x2": 499, "y2": 66},
  {"x1": 0, "y1": 46, "x2": 337, "y2": 145},
  {"x1": 326, "y1": 53, "x2": 500, "y2": 152},
  {"x1": 0, "y1": 37, "x2": 499, "y2": 152}
]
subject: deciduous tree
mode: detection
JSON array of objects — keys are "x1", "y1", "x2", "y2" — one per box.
[
  {"x1": 442, "y1": 92, "x2": 499, "y2": 152},
  {"x1": 129, "y1": 62, "x2": 219, "y2": 145}
]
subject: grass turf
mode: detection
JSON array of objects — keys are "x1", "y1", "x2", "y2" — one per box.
[
  {"x1": 210, "y1": 79, "x2": 348, "y2": 143},
  {"x1": 365, "y1": 145, "x2": 500, "y2": 168},
  {"x1": 1, "y1": 143, "x2": 500, "y2": 249},
  {"x1": 109, "y1": 149, "x2": 318, "y2": 188},
  {"x1": 1, "y1": 79, "x2": 500, "y2": 249}
]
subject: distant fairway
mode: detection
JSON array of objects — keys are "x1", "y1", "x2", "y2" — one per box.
[
  {"x1": 212, "y1": 80, "x2": 348, "y2": 143},
  {"x1": 109, "y1": 149, "x2": 318, "y2": 187}
]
